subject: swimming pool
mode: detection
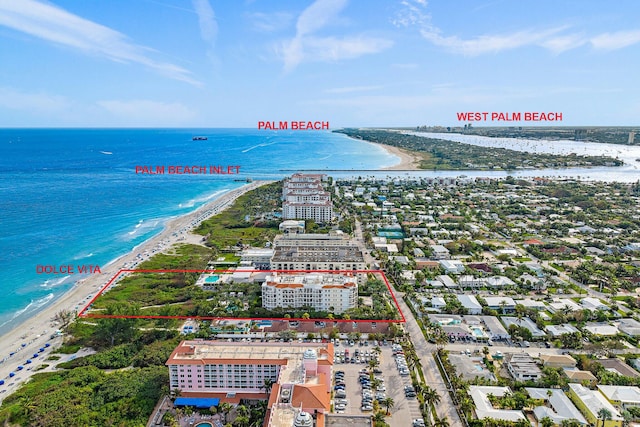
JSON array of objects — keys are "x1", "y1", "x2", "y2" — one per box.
[
  {"x1": 205, "y1": 275, "x2": 220, "y2": 283},
  {"x1": 195, "y1": 423, "x2": 213, "y2": 427},
  {"x1": 471, "y1": 327, "x2": 487, "y2": 338}
]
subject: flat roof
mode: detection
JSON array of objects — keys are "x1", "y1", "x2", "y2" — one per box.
[{"x1": 167, "y1": 340, "x2": 333, "y2": 385}]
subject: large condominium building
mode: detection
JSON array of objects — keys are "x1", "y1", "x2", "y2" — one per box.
[
  {"x1": 270, "y1": 233, "x2": 366, "y2": 277},
  {"x1": 166, "y1": 340, "x2": 334, "y2": 427},
  {"x1": 282, "y1": 174, "x2": 332, "y2": 223},
  {"x1": 262, "y1": 272, "x2": 358, "y2": 314}
]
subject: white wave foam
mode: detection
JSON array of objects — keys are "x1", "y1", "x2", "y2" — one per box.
[
  {"x1": 11, "y1": 293, "x2": 55, "y2": 320},
  {"x1": 39, "y1": 275, "x2": 70, "y2": 289},
  {"x1": 73, "y1": 252, "x2": 94, "y2": 260}
]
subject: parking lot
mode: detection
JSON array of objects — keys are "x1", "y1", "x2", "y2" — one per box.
[{"x1": 331, "y1": 341, "x2": 422, "y2": 426}]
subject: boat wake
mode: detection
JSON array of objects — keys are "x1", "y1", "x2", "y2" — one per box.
[{"x1": 241, "y1": 141, "x2": 278, "y2": 153}]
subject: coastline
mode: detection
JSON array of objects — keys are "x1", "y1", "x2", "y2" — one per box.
[
  {"x1": 340, "y1": 132, "x2": 422, "y2": 170},
  {"x1": 378, "y1": 143, "x2": 423, "y2": 170},
  {"x1": 0, "y1": 180, "x2": 270, "y2": 401}
]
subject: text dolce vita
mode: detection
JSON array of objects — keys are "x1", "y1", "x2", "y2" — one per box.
[{"x1": 135, "y1": 165, "x2": 241, "y2": 175}]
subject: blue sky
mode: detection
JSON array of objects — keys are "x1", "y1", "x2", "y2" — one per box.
[{"x1": 0, "y1": 0, "x2": 639, "y2": 127}]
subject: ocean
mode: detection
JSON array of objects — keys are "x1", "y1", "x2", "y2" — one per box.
[{"x1": 0, "y1": 129, "x2": 397, "y2": 334}]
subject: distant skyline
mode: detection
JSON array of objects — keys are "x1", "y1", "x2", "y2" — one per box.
[{"x1": 0, "y1": 0, "x2": 639, "y2": 127}]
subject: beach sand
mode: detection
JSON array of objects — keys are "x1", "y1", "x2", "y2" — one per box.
[
  {"x1": 0, "y1": 180, "x2": 270, "y2": 402},
  {"x1": 373, "y1": 142, "x2": 422, "y2": 170}
]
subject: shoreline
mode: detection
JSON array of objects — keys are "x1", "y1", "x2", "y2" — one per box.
[
  {"x1": 0, "y1": 180, "x2": 270, "y2": 401},
  {"x1": 378, "y1": 143, "x2": 423, "y2": 170},
  {"x1": 339, "y1": 133, "x2": 422, "y2": 170}
]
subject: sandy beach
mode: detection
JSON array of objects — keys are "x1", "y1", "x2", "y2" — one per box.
[
  {"x1": 0, "y1": 180, "x2": 270, "y2": 402},
  {"x1": 379, "y1": 144, "x2": 423, "y2": 170}
]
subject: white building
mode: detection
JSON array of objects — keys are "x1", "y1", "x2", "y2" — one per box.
[
  {"x1": 505, "y1": 353, "x2": 542, "y2": 382},
  {"x1": 240, "y1": 248, "x2": 274, "y2": 267},
  {"x1": 262, "y1": 273, "x2": 357, "y2": 313},
  {"x1": 270, "y1": 234, "x2": 365, "y2": 280},
  {"x1": 282, "y1": 174, "x2": 333, "y2": 223},
  {"x1": 430, "y1": 244, "x2": 450, "y2": 260},
  {"x1": 469, "y1": 386, "x2": 527, "y2": 422},
  {"x1": 456, "y1": 294, "x2": 482, "y2": 315},
  {"x1": 439, "y1": 259, "x2": 465, "y2": 274}
]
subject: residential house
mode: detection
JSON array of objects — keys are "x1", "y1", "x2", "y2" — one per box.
[
  {"x1": 525, "y1": 388, "x2": 588, "y2": 426},
  {"x1": 456, "y1": 295, "x2": 482, "y2": 315},
  {"x1": 567, "y1": 383, "x2": 623, "y2": 427},
  {"x1": 504, "y1": 353, "x2": 542, "y2": 382}
]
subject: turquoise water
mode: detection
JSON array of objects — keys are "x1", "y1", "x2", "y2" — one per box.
[
  {"x1": 472, "y1": 328, "x2": 484, "y2": 337},
  {"x1": 205, "y1": 275, "x2": 220, "y2": 283},
  {"x1": 0, "y1": 129, "x2": 395, "y2": 334}
]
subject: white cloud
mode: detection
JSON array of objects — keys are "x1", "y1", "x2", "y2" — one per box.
[
  {"x1": 395, "y1": 0, "x2": 589, "y2": 56},
  {"x1": 539, "y1": 33, "x2": 587, "y2": 54},
  {"x1": 0, "y1": 0, "x2": 201, "y2": 85},
  {"x1": 248, "y1": 12, "x2": 293, "y2": 33},
  {"x1": 591, "y1": 30, "x2": 640, "y2": 50},
  {"x1": 279, "y1": 0, "x2": 392, "y2": 71},
  {"x1": 97, "y1": 100, "x2": 196, "y2": 125},
  {"x1": 192, "y1": 0, "x2": 218, "y2": 46},
  {"x1": 420, "y1": 26, "x2": 571, "y2": 56},
  {"x1": 0, "y1": 86, "x2": 70, "y2": 112}
]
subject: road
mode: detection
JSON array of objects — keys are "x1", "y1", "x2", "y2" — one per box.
[
  {"x1": 355, "y1": 219, "x2": 463, "y2": 426},
  {"x1": 395, "y1": 294, "x2": 464, "y2": 427}
]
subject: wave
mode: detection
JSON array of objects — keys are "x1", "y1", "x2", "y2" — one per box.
[
  {"x1": 11, "y1": 293, "x2": 55, "y2": 320},
  {"x1": 178, "y1": 189, "x2": 228, "y2": 209},
  {"x1": 73, "y1": 252, "x2": 94, "y2": 260},
  {"x1": 39, "y1": 275, "x2": 70, "y2": 289},
  {"x1": 123, "y1": 218, "x2": 165, "y2": 240},
  {"x1": 99, "y1": 151, "x2": 113, "y2": 155}
]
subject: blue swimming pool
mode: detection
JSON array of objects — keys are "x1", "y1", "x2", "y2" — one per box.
[{"x1": 205, "y1": 275, "x2": 220, "y2": 283}]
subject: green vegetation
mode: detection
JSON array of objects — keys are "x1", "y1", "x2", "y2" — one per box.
[
  {"x1": 335, "y1": 128, "x2": 623, "y2": 170},
  {"x1": 194, "y1": 181, "x2": 283, "y2": 250},
  {"x1": 418, "y1": 125, "x2": 640, "y2": 146}
]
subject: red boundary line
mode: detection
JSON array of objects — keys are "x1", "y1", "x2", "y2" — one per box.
[{"x1": 78, "y1": 269, "x2": 405, "y2": 323}]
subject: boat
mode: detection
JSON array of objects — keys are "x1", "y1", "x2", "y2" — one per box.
[
  {"x1": 192, "y1": 136, "x2": 208, "y2": 141},
  {"x1": 234, "y1": 177, "x2": 253, "y2": 182}
]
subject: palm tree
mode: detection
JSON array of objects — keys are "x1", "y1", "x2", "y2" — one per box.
[
  {"x1": 234, "y1": 415, "x2": 250, "y2": 427},
  {"x1": 219, "y1": 402, "x2": 233, "y2": 424},
  {"x1": 423, "y1": 386, "x2": 441, "y2": 409},
  {"x1": 381, "y1": 397, "x2": 395, "y2": 415},
  {"x1": 433, "y1": 416, "x2": 450, "y2": 427},
  {"x1": 262, "y1": 378, "x2": 274, "y2": 396},
  {"x1": 597, "y1": 408, "x2": 612, "y2": 427},
  {"x1": 459, "y1": 396, "x2": 474, "y2": 418},
  {"x1": 540, "y1": 417, "x2": 554, "y2": 427},
  {"x1": 236, "y1": 404, "x2": 250, "y2": 418},
  {"x1": 372, "y1": 411, "x2": 386, "y2": 423}
]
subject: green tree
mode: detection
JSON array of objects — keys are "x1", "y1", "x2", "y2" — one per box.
[
  {"x1": 95, "y1": 302, "x2": 140, "y2": 347},
  {"x1": 381, "y1": 397, "x2": 395, "y2": 415},
  {"x1": 597, "y1": 408, "x2": 612, "y2": 427}
]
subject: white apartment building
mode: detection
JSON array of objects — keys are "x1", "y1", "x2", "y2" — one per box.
[
  {"x1": 262, "y1": 273, "x2": 358, "y2": 313},
  {"x1": 282, "y1": 174, "x2": 333, "y2": 223},
  {"x1": 270, "y1": 234, "x2": 366, "y2": 277}
]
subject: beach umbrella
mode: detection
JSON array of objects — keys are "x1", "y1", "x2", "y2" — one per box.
[
  {"x1": 17, "y1": 366, "x2": 23, "y2": 370},
  {"x1": 25, "y1": 360, "x2": 31, "y2": 364},
  {"x1": 33, "y1": 354, "x2": 39, "y2": 358},
  {"x1": 9, "y1": 372, "x2": 15, "y2": 377},
  {"x1": 0, "y1": 379, "x2": 4, "y2": 385}
]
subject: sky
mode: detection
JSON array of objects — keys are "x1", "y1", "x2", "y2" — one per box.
[{"x1": 0, "y1": 0, "x2": 639, "y2": 127}]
